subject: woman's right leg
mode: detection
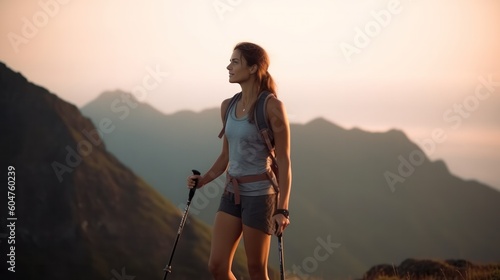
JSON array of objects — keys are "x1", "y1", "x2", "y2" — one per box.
[{"x1": 209, "y1": 211, "x2": 242, "y2": 280}]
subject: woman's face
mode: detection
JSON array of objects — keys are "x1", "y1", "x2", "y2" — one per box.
[{"x1": 227, "y1": 49, "x2": 253, "y2": 84}]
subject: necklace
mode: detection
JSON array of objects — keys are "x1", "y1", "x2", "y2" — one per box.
[
  {"x1": 240, "y1": 95, "x2": 255, "y2": 112},
  {"x1": 241, "y1": 100, "x2": 247, "y2": 112}
]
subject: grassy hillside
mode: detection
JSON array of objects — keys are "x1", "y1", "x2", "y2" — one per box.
[{"x1": 363, "y1": 258, "x2": 500, "y2": 280}]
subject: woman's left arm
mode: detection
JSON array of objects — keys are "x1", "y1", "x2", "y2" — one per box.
[{"x1": 267, "y1": 97, "x2": 292, "y2": 221}]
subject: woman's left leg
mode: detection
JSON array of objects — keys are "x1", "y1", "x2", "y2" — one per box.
[{"x1": 242, "y1": 225, "x2": 272, "y2": 280}]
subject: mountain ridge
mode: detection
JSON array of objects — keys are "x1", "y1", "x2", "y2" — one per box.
[{"x1": 81, "y1": 89, "x2": 500, "y2": 279}]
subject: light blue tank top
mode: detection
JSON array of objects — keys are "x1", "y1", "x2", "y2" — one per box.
[{"x1": 225, "y1": 99, "x2": 275, "y2": 196}]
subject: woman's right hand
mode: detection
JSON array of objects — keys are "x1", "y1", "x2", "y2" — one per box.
[{"x1": 187, "y1": 175, "x2": 202, "y2": 189}]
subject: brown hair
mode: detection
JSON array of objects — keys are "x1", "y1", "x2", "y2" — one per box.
[{"x1": 234, "y1": 42, "x2": 277, "y2": 122}]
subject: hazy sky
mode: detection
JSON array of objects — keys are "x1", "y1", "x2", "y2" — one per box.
[{"x1": 1, "y1": 0, "x2": 499, "y2": 189}]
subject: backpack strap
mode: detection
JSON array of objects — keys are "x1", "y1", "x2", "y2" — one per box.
[
  {"x1": 254, "y1": 91, "x2": 279, "y2": 191},
  {"x1": 218, "y1": 92, "x2": 241, "y2": 139},
  {"x1": 254, "y1": 91, "x2": 275, "y2": 150}
]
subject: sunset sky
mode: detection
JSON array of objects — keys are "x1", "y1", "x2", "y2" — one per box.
[{"x1": 1, "y1": 0, "x2": 499, "y2": 189}]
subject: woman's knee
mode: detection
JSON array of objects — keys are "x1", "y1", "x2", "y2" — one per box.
[
  {"x1": 247, "y1": 261, "x2": 267, "y2": 279},
  {"x1": 208, "y1": 257, "x2": 228, "y2": 276},
  {"x1": 208, "y1": 258, "x2": 219, "y2": 275}
]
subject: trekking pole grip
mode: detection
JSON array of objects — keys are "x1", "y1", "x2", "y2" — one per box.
[{"x1": 189, "y1": 170, "x2": 200, "y2": 201}]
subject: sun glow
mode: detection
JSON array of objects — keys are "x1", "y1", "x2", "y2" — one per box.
[{"x1": 1, "y1": 0, "x2": 499, "y2": 189}]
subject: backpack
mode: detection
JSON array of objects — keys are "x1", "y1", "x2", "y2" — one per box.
[{"x1": 218, "y1": 91, "x2": 279, "y2": 186}]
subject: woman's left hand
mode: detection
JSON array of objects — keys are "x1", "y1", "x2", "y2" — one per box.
[{"x1": 273, "y1": 213, "x2": 290, "y2": 236}]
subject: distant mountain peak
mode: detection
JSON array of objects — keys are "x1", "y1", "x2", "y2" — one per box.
[
  {"x1": 100, "y1": 89, "x2": 132, "y2": 98},
  {"x1": 85, "y1": 89, "x2": 139, "y2": 106},
  {"x1": 77, "y1": 74, "x2": 500, "y2": 279},
  {"x1": 305, "y1": 117, "x2": 344, "y2": 130}
]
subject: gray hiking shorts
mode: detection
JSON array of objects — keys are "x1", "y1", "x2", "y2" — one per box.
[{"x1": 218, "y1": 191, "x2": 277, "y2": 235}]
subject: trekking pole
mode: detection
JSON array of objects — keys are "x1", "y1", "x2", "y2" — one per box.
[
  {"x1": 162, "y1": 169, "x2": 200, "y2": 280},
  {"x1": 276, "y1": 223, "x2": 285, "y2": 280}
]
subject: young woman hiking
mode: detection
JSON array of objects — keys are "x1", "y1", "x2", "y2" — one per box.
[{"x1": 187, "y1": 42, "x2": 292, "y2": 280}]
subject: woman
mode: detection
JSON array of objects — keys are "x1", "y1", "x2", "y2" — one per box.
[{"x1": 187, "y1": 42, "x2": 292, "y2": 280}]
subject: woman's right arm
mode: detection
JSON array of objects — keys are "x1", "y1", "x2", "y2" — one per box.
[{"x1": 188, "y1": 98, "x2": 231, "y2": 188}]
